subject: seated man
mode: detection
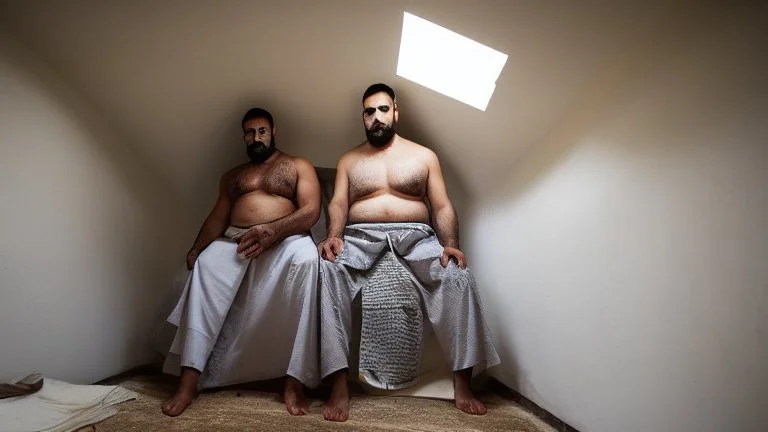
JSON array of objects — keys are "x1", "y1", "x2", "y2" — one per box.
[
  {"x1": 318, "y1": 84, "x2": 500, "y2": 422},
  {"x1": 162, "y1": 108, "x2": 321, "y2": 417}
]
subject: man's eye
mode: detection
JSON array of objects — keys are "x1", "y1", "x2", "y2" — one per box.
[
  {"x1": 379, "y1": 106, "x2": 390, "y2": 112},
  {"x1": 364, "y1": 108, "x2": 376, "y2": 115}
]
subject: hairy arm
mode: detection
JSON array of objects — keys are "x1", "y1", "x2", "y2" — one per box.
[
  {"x1": 236, "y1": 158, "x2": 321, "y2": 257},
  {"x1": 186, "y1": 175, "x2": 231, "y2": 269},
  {"x1": 268, "y1": 158, "x2": 322, "y2": 240},
  {"x1": 326, "y1": 156, "x2": 351, "y2": 239},
  {"x1": 425, "y1": 150, "x2": 460, "y2": 249},
  {"x1": 191, "y1": 175, "x2": 231, "y2": 253},
  {"x1": 317, "y1": 155, "x2": 351, "y2": 260}
]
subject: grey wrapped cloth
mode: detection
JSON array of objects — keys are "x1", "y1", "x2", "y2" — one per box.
[
  {"x1": 320, "y1": 223, "x2": 500, "y2": 390},
  {"x1": 164, "y1": 228, "x2": 321, "y2": 388}
]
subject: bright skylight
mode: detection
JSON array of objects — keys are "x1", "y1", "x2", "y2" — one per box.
[{"x1": 396, "y1": 12, "x2": 508, "y2": 111}]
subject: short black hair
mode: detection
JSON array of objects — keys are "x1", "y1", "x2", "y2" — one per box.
[
  {"x1": 241, "y1": 107, "x2": 274, "y2": 129},
  {"x1": 362, "y1": 83, "x2": 396, "y2": 103}
]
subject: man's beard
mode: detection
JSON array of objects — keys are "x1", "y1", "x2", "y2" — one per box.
[
  {"x1": 366, "y1": 122, "x2": 396, "y2": 148},
  {"x1": 246, "y1": 139, "x2": 276, "y2": 164}
]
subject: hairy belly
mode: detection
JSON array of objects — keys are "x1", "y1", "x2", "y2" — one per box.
[
  {"x1": 348, "y1": 193, "x2": 429, "y2": 224},
  {"x1": 230, "y1": 191, "x2": 296, "y2": 227}
]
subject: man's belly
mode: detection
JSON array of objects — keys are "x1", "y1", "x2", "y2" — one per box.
[
  {"x1": 230, "y1": 191, "x2": 296, "y2": 227},
  {"x1": 348, "y1": 194, "x2": 430, "y2": 224}
]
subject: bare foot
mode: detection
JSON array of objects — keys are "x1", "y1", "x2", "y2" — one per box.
[
  {"x1": 161, "y1": 386, "x2": 197, "y2": 417},
  {"x1": 284, "y1": 377, "x2": 309, "y2": 416},
  {"x1": 161, "y1": 368, "x2": 199, "y2": 417},
  {"x1": 455, "y1": 393, "x2": 488, "y2": 415},
  {"x1": 454, "y1": 368, "x2": 487, "y2": 415},
  {"x1": 323, "y1": 370, "x2": 349, "y2": 422}
]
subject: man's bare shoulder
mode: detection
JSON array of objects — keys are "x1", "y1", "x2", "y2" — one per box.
[
  {"x1": 337, "y1": 142, "x2": 369, "y2": 168},
  {"x1": 271, "y1": 150, "x2": 295, "y2": 165},
  {"x1": 266, "y1": 152, "x2": 301, "y2": 178},
  {"x1": 399, "y1": 138, "x2": 439, "y2": 163},
  {"x1": 222, "y1": 163, "x2": 250, "y2": 181},
  {"x1": 282, "y1": 153, "x2": 316, "y2": 172}
]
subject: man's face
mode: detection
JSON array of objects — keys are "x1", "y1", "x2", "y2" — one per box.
[
  {"x1": 242, "y1": 117, "x2": 275, "y2": 163},
  {"x1": 363, "y1": 92, "x2": 398, "y2": 148}
]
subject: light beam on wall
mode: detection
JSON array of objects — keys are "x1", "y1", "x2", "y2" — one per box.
[{"x1": 396, "y1": 12, "x2": 508, "y2": 111}]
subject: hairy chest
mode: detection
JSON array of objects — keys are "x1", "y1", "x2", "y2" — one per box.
[
  {"x1": 348, "y1": 157, "x2": 428, "y2": 200},
  {"x1": 229, "y1": 160, "x2": 297, "y2": 200}
]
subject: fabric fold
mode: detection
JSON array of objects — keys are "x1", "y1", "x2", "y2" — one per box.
[
  {"x1": 0, "y1": 377, "x2": 136, "y2": 432},
  {"x1": 0, "y1": 373, "x2": 43, "y2": 400},
  {"x1": 320, "y1": 223, "x2": 500, "y2": 390},
  {"x1": 164, "y1": 230, "x2": 321, "y2": 389}
]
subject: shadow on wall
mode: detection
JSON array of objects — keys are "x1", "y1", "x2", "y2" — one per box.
[
  {"x1": 0, "y1": 38, "x2": 179, "y2": 216},
  {"x1": 0, "y1": 32, "x2": 186, "y2": 377},
  {"x1": 477, "y1": 43, "x2": 641, "y2": 209},
  {"x1": 480, "y1": 2, "x2": 766, "y2": 209},
  {"x1": 184, "y1": 103, "x2": 260, "y2": 227},
  {"x1": 395, "y1": 93, "x2": 473, "y2": 232},
  {"x1": 463, "y1": 3, "x2": 768, "y2": 431}
]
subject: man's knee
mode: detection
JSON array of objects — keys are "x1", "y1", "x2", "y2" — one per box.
[
  {"x1": 196, "y1": 240, "x2": 236, "y2": 271},
  {"x1": 288, "y1": 239, "x2": 319, "y2": 269}
]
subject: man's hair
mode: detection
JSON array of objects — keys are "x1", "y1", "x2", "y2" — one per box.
[
  {"x1": 362, "y1": 83, "x2": 396, "y2": 103},
  {"x1": 241, "y1": 107, "x2": 274, "y2": 129}
]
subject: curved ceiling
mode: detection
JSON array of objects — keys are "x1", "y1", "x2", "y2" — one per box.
[{"x1": 0, "y1": 0, "x2": 674, "y2": 211}]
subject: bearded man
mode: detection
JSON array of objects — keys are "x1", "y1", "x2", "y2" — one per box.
[
  {"x1": 318, "y1": 85, "x2": 500, "y2": 422},
  {"x1": 162, "y1": 108, "x2": 321, "y2": 417}
]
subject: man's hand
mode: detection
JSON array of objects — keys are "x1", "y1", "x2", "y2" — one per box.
[
  {"x1": 186, "y1": 248, "x2": 199, "y2": 270},
  {"x1": 441, "y1": 246, "x2": 467, "y2": 269},
  {"x1": 318, "y1": 236, "x2": 344, "y2": 261},
  {"x1": 236, "y1": 224, "x2": 278, "y2": 259}
]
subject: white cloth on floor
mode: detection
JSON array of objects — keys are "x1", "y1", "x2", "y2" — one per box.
[
  {"x1": 0, "y1": 377, "x2": 136, "y2": 432},
  {"x1": 163, "y1": 230, "x2": 320, "y2": 388}
]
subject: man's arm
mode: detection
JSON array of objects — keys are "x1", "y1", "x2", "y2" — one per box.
[
  {"x1": 425, "y1": 150, "x2": 466, "y2": 268},
  {"x1": 266, "y1": 158, "x2": 322, "y2": 240},
  {"x1": 318, "y1": 156, "x2": 351, "y2": 260},
  {"x1": 326, "y1": 156, "x2": 350, "y2": 239},
  {"x1": 187, "y1": 175, "x2": 231, "y2": 268},
  {"x1": 237, "y1": 158, "x2": 321, "y2": 258}
]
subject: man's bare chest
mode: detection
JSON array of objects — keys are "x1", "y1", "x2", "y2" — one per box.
[
  {"x1": 229, "y1": 161, "x2": 297, "y2": 200},
  {"x1": 348, "y1": 157, "x2": 427, "y2": 199}
]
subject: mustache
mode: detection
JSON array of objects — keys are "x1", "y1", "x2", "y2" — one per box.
[
  {"x1": 247, "y1": 141, "x2": 268, "y2": 151},
  {"x1": 368, "y1": 121, "x2": 391, "y2": 134}
]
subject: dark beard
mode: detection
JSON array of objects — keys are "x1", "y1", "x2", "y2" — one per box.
[
  {"x1": 366, "y1": 123, "x2": 396, "y2": 148},
  {"x1": 246, "y1": 140, "x2": 276, "y2": 164}
]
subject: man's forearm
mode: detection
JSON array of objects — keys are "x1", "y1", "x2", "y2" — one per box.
[
  {"x1": 326, "y1": 201, "x2": 348, "y2": 239},
  {"x1": 191, "y1": 217, "x2": 228, "y2": 253},
  {"x1": 267, "y1": 205, "x2": 320, "y2": 242},
  {"x1": 433, "y1": 205, "x2": 460, "y2": 249}
]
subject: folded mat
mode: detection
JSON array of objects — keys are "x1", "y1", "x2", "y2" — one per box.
[{"x1": 0, "y1": 377, "x2": 136, "y2": 432}]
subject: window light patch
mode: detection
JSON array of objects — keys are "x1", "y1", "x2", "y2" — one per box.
[{"x1": 396, "y1": 12, "x2": 508, "y2": 111}]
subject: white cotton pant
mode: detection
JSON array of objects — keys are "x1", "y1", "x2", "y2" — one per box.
[{"x1": 164, "y1": 231, "x2": 320, "y2": 388}]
